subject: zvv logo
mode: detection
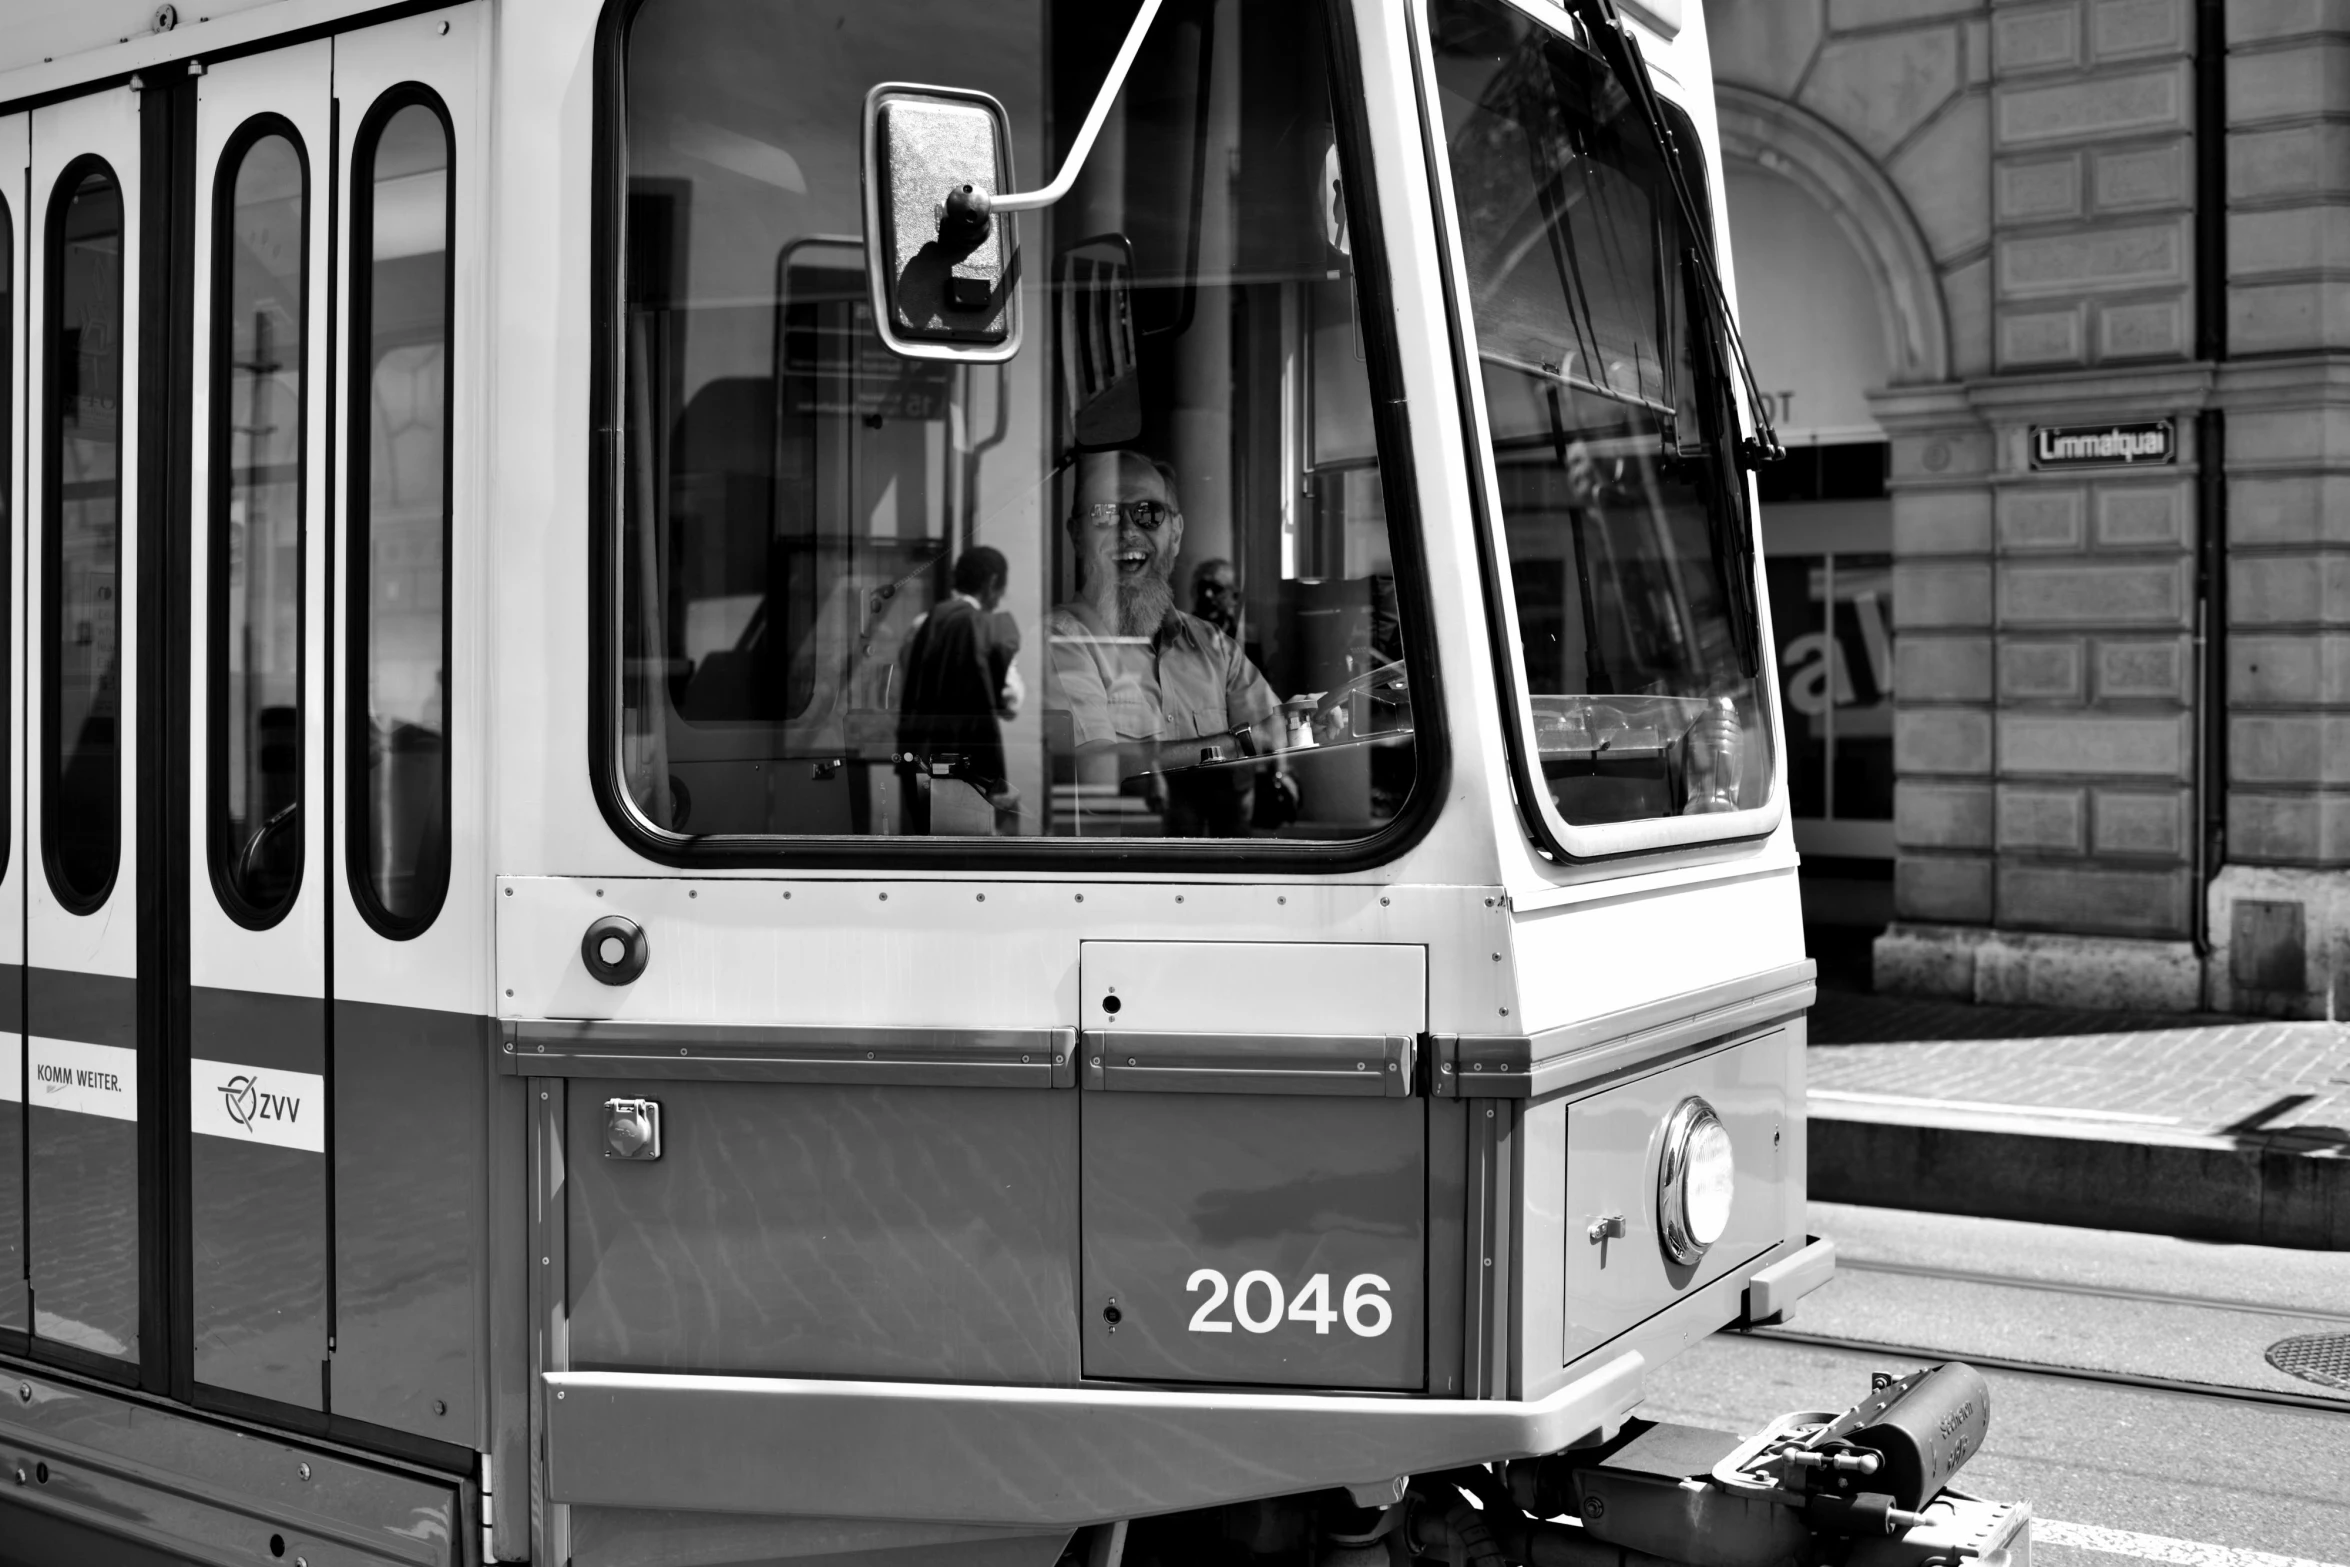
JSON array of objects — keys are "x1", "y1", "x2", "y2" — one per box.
[{"x1": 218, "y1": 1072, "x2": 302, "y2": 1134}]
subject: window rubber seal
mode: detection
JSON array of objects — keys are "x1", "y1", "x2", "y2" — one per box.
[{"x1": 583, "y1": 0, "x2": 1449, "y2": 874}]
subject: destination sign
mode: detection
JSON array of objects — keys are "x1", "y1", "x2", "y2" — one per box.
[{"x1": 2030, "y1": 419, "x2": 2175, "y2": 470}]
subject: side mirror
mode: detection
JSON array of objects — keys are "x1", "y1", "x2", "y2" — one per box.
[
  {"x1": 862, "y1": 83, "x2": 1021, "y2": 363},
  {"x1": 1056, "y1": 235, "x2": 1142, "y2": 449}
]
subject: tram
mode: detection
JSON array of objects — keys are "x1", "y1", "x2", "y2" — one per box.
[{"x1": 0, "y1": 0, "x2": 2027, "y2": 1563}]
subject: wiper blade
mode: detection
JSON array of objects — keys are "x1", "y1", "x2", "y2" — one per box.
[{"x1": 1562, "y1": 0, "x2": 1784, "y2": 469}]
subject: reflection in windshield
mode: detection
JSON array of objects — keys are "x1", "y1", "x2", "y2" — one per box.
[
  {"x1": 617, "y1": 0, "x2": 1418, "y2": 842},
  {"x1": 1434, "y1": 0, "x2": 1771, "y2": 828}
]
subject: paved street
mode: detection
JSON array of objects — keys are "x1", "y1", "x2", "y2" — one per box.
[
  {"x1": 1810, "y1": 996, "x2": 2350, "y2": 1148},
  {"x1": 1648, "y1": 1202, "x2": 2350, "y2": 1566}
]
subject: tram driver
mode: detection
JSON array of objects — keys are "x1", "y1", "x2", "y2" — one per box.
[{"x1": 1046, "y1": 449, "x2": 1298, "y2": 835}]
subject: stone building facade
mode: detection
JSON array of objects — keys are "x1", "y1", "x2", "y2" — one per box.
[{"x1": 1710, "y1": 0, "x2": 2350, "y2": 1015}]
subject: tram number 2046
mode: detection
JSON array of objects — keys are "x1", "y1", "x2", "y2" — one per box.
[{"x1": 1185, "y1": 1268, "x2": 1393, "y2": 1337}]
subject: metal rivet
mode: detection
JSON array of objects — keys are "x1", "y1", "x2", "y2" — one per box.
[
  {"x1": 1175, "y1": 895, "x2": 1184, "y2": 903},
  {"x1": 1380, "y1": 896, "x2": 1390, "y2": 906},
  {"x1": 1278, "y1": 896, "x2": 1286, "y2": 905},
  {"x1": 1090, "y1": 1056, "x2": 1102, "y2": 1067},
  {"x1": 438, "y1": 18, "x2": 451, "y2": 32},
  {"x1": 16, "y1": 1384, "x2": 27, "y2": 1403},
  {"x1": 879, "y1": 892, "x2": 888, "y2": 901},
  {"x1": 153, "y1": 3, "x2": 177, "y2": 31},
  {"x1": 555, "y1": 1389, "x2": 564, "y2": 1399},
  {"x1": 504, "y1": 887, "x2": 513, "y2": 896},
  {"x1": 1486, "y1": 1108, "x2": 1495, "y2": 1119},
  {"x1": 1075, "y1": 894, "x2": 1084, "y2": 903},
  {"x1": 298, "y1": 1463, "x2": 310, "y2": 1480},
  {"x1": 505, "y1": 989, "x2": 513, "y2": 997},
  {"x1": 1356, "y1": 1062, "x2": 1366, "y2": 1070},
  {"x1": 1484, "y1": 897, "x2": 1496, "y2": 907},
  {"x1": 1491, "y1": 952, "x2": 1501, "y2": 962},
  {"x1": 433, "y1": 1399, "x2": 447, "y2": 1416},
  {"x1": 1499, "y1": 1007, "x2": 1510, "y2": 1017},
  {"x1": 540, "y1": 1092, "x2": 548, "y2": 1101},
  {"x1": 541, "y1": 1257, "x2": 550, "y2": 1266},
  {"x1": 1483, "y1": 1257, "x2": 1493, "y2": 1267},
  {"x1": 976, "y1": 893, "x2": 985, "y2": 902},
  {"x1": 689, "y1": 890, "x2": 697, "y2": 898},
  {"x1": 783, "y1": 891, "x2": 792, "y2": 899},
  {"x1": 1127, "y1": 1058, "x2": 1137, "y2": 1066}
]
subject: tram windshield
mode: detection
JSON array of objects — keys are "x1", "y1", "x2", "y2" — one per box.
[
  {"x1": 1432, "y1": 0, "x2": 1773, "y2": 829},
  {"x1": 613, "y1": 0, "x2": 1420, "y2": 845}
]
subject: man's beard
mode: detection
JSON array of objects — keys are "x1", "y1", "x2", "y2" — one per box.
[{"x1": 1116, "y1": 570, "x2": 1175, "y2": 638}]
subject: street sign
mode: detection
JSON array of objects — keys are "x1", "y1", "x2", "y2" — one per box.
[{"x1": 2029, "y1": 418, "x2": 2175, "y2": 470}]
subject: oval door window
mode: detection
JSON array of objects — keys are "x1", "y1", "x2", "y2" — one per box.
[
  {"x1": 44, "y1": 159, "x2": 127, "y2": 914},
  {"x1": 211, "y1": 123, "x2": 309, "y2": 925},
  {"x1": 349, "y1": 95, "x2": 453, "y2": 937}
]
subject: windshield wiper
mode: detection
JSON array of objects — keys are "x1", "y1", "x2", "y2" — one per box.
[{"x1": 1562, "y1": 0, "x2": 1784, "y2": 470}]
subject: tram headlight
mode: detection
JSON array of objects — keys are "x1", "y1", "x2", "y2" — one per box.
[{"x1": 1656, "y1": 1096, "x2": 1734, "y2": 1266}]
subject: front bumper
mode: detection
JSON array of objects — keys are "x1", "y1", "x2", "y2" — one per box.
[{"x1": 543, "y1": 1349, "x2": 1645, "y2": 1526}]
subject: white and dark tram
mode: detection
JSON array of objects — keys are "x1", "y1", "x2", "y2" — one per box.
[{"x1": 0, "y1": 0, "x2": 2027, "y2": 1562}]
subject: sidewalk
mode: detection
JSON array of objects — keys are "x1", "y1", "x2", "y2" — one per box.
[{"x1": 1805, "y1": 987, "x2": 2350, "y2": 1250}]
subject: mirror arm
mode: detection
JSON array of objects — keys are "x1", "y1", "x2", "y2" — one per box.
[{"x1": 980, "y1": 0, "x2": 1165, "y2": 216}]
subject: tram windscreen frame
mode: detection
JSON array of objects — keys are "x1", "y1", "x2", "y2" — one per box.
[
  {"x1": 598, "y1": 0, "x2": 1440, "y2": 864},
  {"x1": 1430, "y1": 0, "x2": 1778, "y2": 852}
]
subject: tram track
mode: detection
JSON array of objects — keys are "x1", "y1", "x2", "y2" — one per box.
[
  {"x1": 1726, "y1": 1324, "x2": 2350, "y2": 1414},
  {"x1": 1832, "y1": 1255, "x2": 2350, "y2": 1327}
]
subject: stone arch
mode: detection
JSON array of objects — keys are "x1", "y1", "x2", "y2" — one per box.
[{"x1": 1715, "y1": 84, "x2": 1950, "y2": 388}]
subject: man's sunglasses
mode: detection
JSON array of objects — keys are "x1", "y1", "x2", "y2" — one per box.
[{"x1": 1083, "y1": 500, "x2": 1173, "y2": 532}]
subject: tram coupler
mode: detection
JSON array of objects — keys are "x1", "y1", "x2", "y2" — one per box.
[{"x1": 1400, "y1": 1362, "x2": 2028, "y2": 1567}]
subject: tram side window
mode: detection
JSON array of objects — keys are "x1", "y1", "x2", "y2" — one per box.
[
  {"x1": 615, "y1": 0, "x2": 1423, "y2": 845},
  {"x1": 45, "y1": 162, "x2": 125, "y2": 911},
  {"x1": 1433, "y1": 0, "x2": 1773, "y2": 829},
  {"x1": 212, "y1": 126, "x2": 308, "y2": 924},
  {"x1": 350, "y1": 98, "x2": 452, "y2": 933}
]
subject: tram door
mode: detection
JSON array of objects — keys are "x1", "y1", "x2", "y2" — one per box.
[
  {"x1": 0, "y1": 112, "x2": 25, "y2": 1345},
  {"x1": 10, "y1": 5, "x2": 484, "y2": 1434},
  {"x1": 24, "y1": 84, "x2": 145, "y2": 1375},
  {"x1": 184, "y1": 43, "x2": 336, "y2": 1410}
]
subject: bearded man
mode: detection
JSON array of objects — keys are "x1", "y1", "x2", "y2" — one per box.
[{"x1": 1046, "y1": 450, "x2": 1290, "y2": 835}]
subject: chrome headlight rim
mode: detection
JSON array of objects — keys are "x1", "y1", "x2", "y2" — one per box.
[{"x1": 1656, "y1": 1095, "x2": 1731, "y2": 1267}]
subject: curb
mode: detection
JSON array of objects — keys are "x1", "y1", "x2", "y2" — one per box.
[{"x1": 1808, "y1": 1109, "x2": 2350, "y2": 1251}]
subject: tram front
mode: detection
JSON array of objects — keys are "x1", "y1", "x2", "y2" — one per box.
[{"x1": 512, "y1": 0, "x2": 2027, "y2": 1564}]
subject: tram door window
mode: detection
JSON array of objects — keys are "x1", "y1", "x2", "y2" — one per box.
[
  {"x1": 615, "y1": 0, "x2": 1423, "y2": 847},
  {"x1": 3, "y1": 9, "x2": 487, "y2": 1440},
  {"x1": 0, "y1": 117, "x2": 23, "y2": 1344},
  {"x1": 349, "y1": 97, "x2": 452, "y2": 936}
]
